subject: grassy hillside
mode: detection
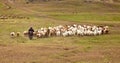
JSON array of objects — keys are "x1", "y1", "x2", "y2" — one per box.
[
  {"x1": 20, "y1": 0, "x2": 120, "y2": 22},
  {"x1": 0, "y1": 0, "x2": 120, "y2": 63},
  {"x1": 26, "y1": 0, "x2": 120, "y2": 12},
  {"x1": 1, "y1": 0, "x2": 120, "y2": 17},
  {"x1": 0, "y1": 16, "x2": 120, "y2": 63}
]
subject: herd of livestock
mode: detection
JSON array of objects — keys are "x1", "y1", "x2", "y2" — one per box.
[{"x1": 10, "y1": 24, "x2": 109, "y2": 38}]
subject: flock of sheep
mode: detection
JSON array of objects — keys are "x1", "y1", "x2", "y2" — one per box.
[{"x1": 10, "y1": 24, "x2": 109, "y2": 38}]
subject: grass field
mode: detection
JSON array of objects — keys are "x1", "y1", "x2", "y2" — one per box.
[{"x1": 0, "y1": 0, "x2": 120, "y2": 63}]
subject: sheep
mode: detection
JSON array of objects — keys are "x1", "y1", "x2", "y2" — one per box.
[
  {"x1": 104, "y1": 26, "x2": 109, "y2": 34},
  {"x1": 40, "y1": 30, "x2": 46, "y2": 37},
  {"x1": 42, "y1": 28, "x2": 49, "y2": 37},
  {"x1": 33, "y1": 31, "x2": 38, "y2": 36},
  {"x1": 77, "y1": 29, "x2": 84, "y2": 36},
  {"x1": 45, "y1": 28, "x2": 50, "y2": 37},
  {"x1": 62, "y1": 31, "x2": 69, "y2": 37},
  {"x1": 56, "y1": 30, "x2": 61, "y2": 36},
  {"x1": 76, "y1": 25, "x2": 84, "y2": 36},
  {"x1": 71, "y1": 27, "x2": 77, "y2": 36},
  {"x1": 10, "y1": 32, "x2": 15, "y2": 38},
  {"x1": 83, "y1": 28, "x2": 88, "y2": 35},
  {"x1": 58, "y1": 25, "x2": 64, "y2": 29},
  {"x1": 21, "y1": 24, "x2": 109, "y2": 38},
  {"x1": 73, "y1": 24, "x2": 77, "y2": 27},
  {"x1": 36, "y1": 33, "x2": 42, "y2": 38},
  {"x1": 23, "y1": 31, "x2": 28, "y2": 36},
  {"x1": 93, "y1": 30, "x2": 98, "y2": 36},
  {"x1": 16, "y1": 32, "x2": 20, "y2": 37},
  {"x1": 48, "y1": 27, "x2": 56, "y2": 37},
  {"x1": 68, "y1": 30, "x2": 74, "y2": 36},
  {"x1": 98, "y1": 27, "x2": 103, "y2": 35}
]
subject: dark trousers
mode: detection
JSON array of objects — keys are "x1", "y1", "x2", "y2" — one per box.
[{"x1": 29, "y1": 35, "x2": 33, "y2": 40}]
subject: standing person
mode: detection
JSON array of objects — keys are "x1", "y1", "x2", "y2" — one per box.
[{"x1": 28, "y1": 27, "x2": 34, "y2": 40}]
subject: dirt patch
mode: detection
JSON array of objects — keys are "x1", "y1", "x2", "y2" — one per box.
[{"x1": 0, "y1": 44, "x2": 119, "y2": 63}]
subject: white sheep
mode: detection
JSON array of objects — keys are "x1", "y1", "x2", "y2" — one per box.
[
  {"x1": 77, "y1": 29, "x2": 84, "y2": 36},
  {"x1": 62, "y1": 31, "x2": 69, "y2": 37},
  {"x1": 68, "y1": 30, "x2": 74, "y2": 36},
  {"x1": 71, "y1": 27, "x2": 77, "y2": 35},
  {"x1": 10, "y1": 32, "x2": 15, "y2": 38},
  {"x1": 56, "y1": 30, "x2": 61, "y2": 36},
  {"x1": 36, "y1": 33, "x2": 42, "y2": 38},
  {"x1": 33, "y1": 24, "x2": 109, "y2": 38},
  {"x1": 104, "y1": 26, "x2": 109, "y2": 34}
]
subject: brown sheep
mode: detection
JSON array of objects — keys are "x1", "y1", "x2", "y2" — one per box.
[
  {"x1": 16, "y1": 32, "x2": 20, "y2": 37},
  {"x1": 23, "y1": 31, "x2": 28, "y2": 36}
]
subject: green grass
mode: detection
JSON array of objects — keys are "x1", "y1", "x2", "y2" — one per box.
[
  {"x1": 49, "y1": 13, "x2": 120, "y2": 22},
  {"x1": 0, "y1": 15, "x2": 120, "y2": 63},
  {"x1": 0, "y1": 0, "x2": 120, "y2": 63},
  {"x1": 28, "y1": 0, "x2": 120, "y2": 13},
  {"x1": 0, "y1": 17, "x2": 120, "y2": 45},
  {"x1": 0, "y1": 2, "x2": 3, "y2": 8}
]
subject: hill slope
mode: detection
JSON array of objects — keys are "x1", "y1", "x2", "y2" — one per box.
[
  {"x1": 0, "y1": 1, "x2": 120, "y2": 63},
  {"x1": 1, "y1": 0, "x2": 120, "y2": 14},
  {"x1": 0, "y1": 0, "x2": 120, "y2": 22}
]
